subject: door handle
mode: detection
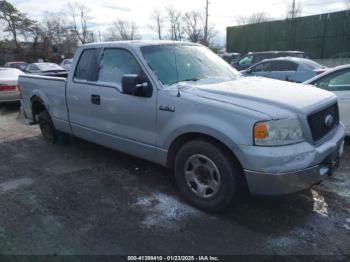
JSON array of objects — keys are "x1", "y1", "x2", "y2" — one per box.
[{"x1": 91, "y1": 94, "x2": 101, "y2": 105}]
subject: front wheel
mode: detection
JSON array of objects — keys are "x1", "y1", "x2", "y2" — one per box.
[{"x1": 174, "y1": 139, "x2": 244, "y2": 212}]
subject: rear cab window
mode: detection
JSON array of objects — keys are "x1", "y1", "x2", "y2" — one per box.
[{"x1": 74, "y1": 48, "x2": 101, "y2": 82}]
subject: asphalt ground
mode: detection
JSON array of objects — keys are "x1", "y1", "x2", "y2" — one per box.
[{"x1": 0, "y1": 102, "x2": 349, "y2": 260}]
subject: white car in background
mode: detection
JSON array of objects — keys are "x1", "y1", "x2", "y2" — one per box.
[
  {"x1": 60, "y1": 59, "x2": 73, "y2": 71},
  {"x1": 0, "y1": 68, "x2": 24, "y2": 103},
  {"x1": 304, "y1": 64, "x2": 350, "y2": 135},
  {"x1": 242, "y1": 57, "x2": 327, "y2": 83}
]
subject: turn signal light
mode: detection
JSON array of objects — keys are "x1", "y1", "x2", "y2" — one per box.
[{"x1": 254, "y1": 122, "x2": 268, "y2": 139}]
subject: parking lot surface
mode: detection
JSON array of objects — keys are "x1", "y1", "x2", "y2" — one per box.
[{"x1": 0, "y1": 103, "x2": 349, "y2": 257}]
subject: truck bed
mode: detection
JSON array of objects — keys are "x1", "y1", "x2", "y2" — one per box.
[{"x1": 19, "y1": 74, "x2": 69, "y2": 132}]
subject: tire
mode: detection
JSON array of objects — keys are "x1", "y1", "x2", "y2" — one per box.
[
  {"x1": 38, "y1": 110, "x2": 69, "y2": 144},
  {"x1": 174, "y1": 139, "x2": 243, "y2": 212}
]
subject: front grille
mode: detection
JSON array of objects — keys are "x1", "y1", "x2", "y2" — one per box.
[{"x1": 308, "y1": 103, "x2": 339, "y2": 143}]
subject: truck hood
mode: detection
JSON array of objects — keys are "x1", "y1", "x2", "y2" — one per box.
[{"x1": 180, "y1": 77, "x2": 336, "y2": 118}]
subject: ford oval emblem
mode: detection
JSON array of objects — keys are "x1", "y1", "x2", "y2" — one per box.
[{"x1": 324, "y1": 114, "x2": 334, "y2": 128}]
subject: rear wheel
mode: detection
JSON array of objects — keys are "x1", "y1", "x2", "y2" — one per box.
[
  {"x1": 174, "y1": 139, "x2": 243, "y2": 212},
  {"x1": 38, "y1": 111, "x2": 69, "y2": 144}
]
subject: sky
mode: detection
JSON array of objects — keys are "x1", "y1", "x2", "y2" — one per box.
[{"x1": 8, "y1": 0, "x2": 349, "y2": 46}]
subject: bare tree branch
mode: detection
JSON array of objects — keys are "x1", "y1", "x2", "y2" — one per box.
[
  {"x1": 286, "y1": 0, "x2": 303, "y2": 19},
  {"x1": 67, "y1": 2, "x2": 93, "y2": 44},
  {"x1": 165, "y1": 6, "x2": 184, "y2": 41},
  {"x1": 106, "y1": 19, "x2": 141, "y2": 41},
  {"x1": 149, "y1": 8, "x2": 164, "y2": 40},
  {"x1": 235, "y1": 12, "x2": 270, "y2": 25},
  {"x1": 183, "y1": 11, "x2": 203, "y2": 43},
  {"x1": 345, "y1": 0, "x2": 350, "y2": 10}
]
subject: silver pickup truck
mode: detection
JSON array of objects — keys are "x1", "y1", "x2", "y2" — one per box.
[{"x1": 19, "y1": 41, "x2": 345, "y2": 211}]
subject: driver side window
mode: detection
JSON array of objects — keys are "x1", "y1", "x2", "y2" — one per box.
[
  {"x1": 251, "y1": 62, "x2": 272, "y2": 73},
  {"x1": 98, "y1": 49, "x2": 142, "y2": 87}
]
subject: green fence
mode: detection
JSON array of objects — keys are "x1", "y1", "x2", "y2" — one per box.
[{"x1": 226, "y1": 11, "x2": 350, "y2": 59}]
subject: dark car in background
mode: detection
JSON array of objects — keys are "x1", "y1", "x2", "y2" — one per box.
[
  {"x1": 233, "y1": 51, "x2": 305, "y2": 71},
  {"x1": 220, "y1": 53, "x2": 241, "y2": 65},
  {"x1": 24, "y1": 63, "x2": 68, "y2": 77},
  {"x1": 241, "y1": 57, "x2": 327, "y2": 83}
]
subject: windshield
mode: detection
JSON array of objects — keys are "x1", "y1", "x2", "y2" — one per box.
[
  {"x1": 37, "y1": 63, "x2": 65, "y2": 71},
  {"x1": 141, "y1": 44, "x2": 239, "y2": 86}
]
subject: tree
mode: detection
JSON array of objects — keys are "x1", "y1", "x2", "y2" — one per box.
[
  {"x1": 183, "y1": 11, "x2": 203, "y2": 43},
  {"x1": 68, "y1": 2, "x2": 93, "y2": 44},
  {"x1": 286, "y1": 0, "x2": 303, "y2": 19},
  {"x1": 235, "y1": 12, "x2": 270, "y2": 25},
  {"x1": 106, "y1": 19, "x2": 141, "y2": 41},
  {"x1": 345, "y1": 0, "x2": 350, "y2": 10},
  {"x1": 0, "y1": 0, "x2": 35, "y2": 49},
  {"x1": 150, "y1": 8, "x2": 164, "y2": 40},
  {"x1": 166, "y1": 6, "x2": 184, "y2": 41},
  {"x1": 202, "y1": 24, "x2": 217, "y2": 46},
  {"x1": 41, "y1": 14, "x2": 78, "y2": 57}
]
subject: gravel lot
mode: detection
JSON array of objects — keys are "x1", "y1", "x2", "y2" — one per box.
[{"x1": 0, "y1": 103, "x2": 349, "y2": 258}]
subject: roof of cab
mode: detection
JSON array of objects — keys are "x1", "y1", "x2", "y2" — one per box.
[{"x1": 80, "y1": 40, "x2": 200, "y2": 49}]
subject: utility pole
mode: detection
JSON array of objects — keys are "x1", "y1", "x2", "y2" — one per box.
[
  {"x1": 291, "y1": 0, "x2": 296, "y2": 19},
  {"x1": 204, "y1": 0, "x2": 209, "y2": 46}
]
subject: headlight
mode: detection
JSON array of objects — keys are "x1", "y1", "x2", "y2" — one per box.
[{"x1": 254, "y1": 119, "x2": 304, "y2": 146}]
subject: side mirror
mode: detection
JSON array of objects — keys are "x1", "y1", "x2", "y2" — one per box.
[{"x1": 122, "y1": 74, "x2": 152, "y2": 97}]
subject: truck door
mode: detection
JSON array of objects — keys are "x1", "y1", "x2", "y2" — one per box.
[
  {"x1": 66, "y1": 48, "x2": 102, "y2": 138},
  {"x1": 68, "y1": 47, "x2": 158, "y2": 161}
]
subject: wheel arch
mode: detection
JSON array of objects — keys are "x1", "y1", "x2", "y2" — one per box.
[
  {"x1": 30, "y1": 95, "x2": 47, "y2": 121},
  {"x1": 166, "y1": 132, "x2": 243, "y2": 171}
]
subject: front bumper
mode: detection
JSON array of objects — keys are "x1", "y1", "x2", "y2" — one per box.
[
  {"x1": 239, "y1": 124, "x2": 345, "y2": 196},
  {"x1": 245, "y1": 165, "x2": 332, "y2": 196}
]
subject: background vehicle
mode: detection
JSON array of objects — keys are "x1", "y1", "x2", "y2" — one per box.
[
  {"x1": 242, "y1": 57, "x2": 327, "y2": 83},
  {"x1": 60, "y1": 58, "x2": 73, "y2": 71},
  {"x1": 234, "y1": 51, "x2": 305, "y2": 71},
  {"x1": 304, "y1": 64, "x2": 350, "y2": 136},
  {"x1": 24, "y1": 63, "x2": 67, "y2": 77},
  {"x1": 4, "y1": 61, "x2": 28, "y2": 71},
  {"x1": 0, "y1": 67, "x2": 23, "y2": 103},
  {"x1": 220, "y1": 52, "x2": 241, "y2": 65},
  {"x1": 19, "y1": 41, "x2": 345, "y2": 212}
]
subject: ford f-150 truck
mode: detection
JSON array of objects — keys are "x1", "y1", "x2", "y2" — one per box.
[{"x1": 19, "y1": 41, "x2": 345, "y2": 211}]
